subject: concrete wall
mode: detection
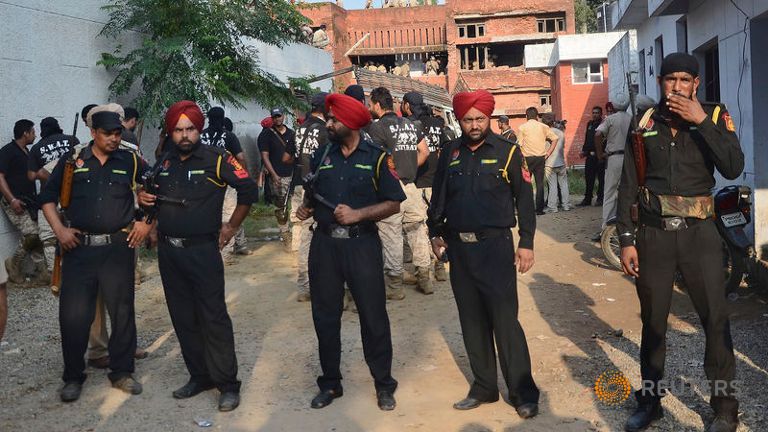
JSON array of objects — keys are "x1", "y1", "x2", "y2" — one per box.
[{"x1": 0, "y1": 0, "x2": 332, "y2": 263}]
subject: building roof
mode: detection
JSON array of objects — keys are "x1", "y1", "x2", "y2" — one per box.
[
  {"x1": 353, "y1": 67, "x2": 453, "y2": 109},
  {"x1": 525, "y1": 32, "x2": 627, "y2": 69}
]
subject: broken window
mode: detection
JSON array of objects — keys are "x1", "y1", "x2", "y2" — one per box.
[
  {"x1": 458, "y1": 23, "x2": 485, "y2": 39},
  {"x1": 488, "y1": 43, "x2": 524, "y2": 68},
  {"x1": 459, "y1": 44, "x2": 489, "y2": 70},
  {"x1": 572, "y1": 61, "x2": 603, "y2": 84},
  {"x1": 537, "y1": 16, "x2": 565, "y2": 33}
]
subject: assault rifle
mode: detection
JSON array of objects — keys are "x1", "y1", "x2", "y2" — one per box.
[{"x1": 141, "y1": 154, "x2": 187, "y2": 224}]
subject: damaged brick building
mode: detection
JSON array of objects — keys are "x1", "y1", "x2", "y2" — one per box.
[{"x1": 300, "y1": 0, "x2": 575, "y2": 131}]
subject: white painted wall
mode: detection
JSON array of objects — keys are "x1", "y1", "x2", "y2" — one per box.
[
  {"x1": 607, "y1": 30, "x2": 639, "y2": 102},
  {"x1": 0, "y1": 1, "x2": 333, "y2": 262}
]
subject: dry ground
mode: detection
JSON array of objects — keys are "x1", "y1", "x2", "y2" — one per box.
[{"x1": 1, "y1": 204, "x2": 767, "y2": 431}]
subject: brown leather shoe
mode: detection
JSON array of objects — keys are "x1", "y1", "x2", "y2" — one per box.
[
  {"x1": 134, "y1": 348, "x2": 148, "y2": 359},
  {"x1": 88, "y1": 356, "x2": 110, "y2": 369}
]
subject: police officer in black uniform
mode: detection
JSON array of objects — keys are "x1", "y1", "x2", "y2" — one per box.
[
  {"x1": 296, "y1": 93, "x2": 405, "y2": 411},
  {"x1": 428, "y1": 90, "x2": 540, "y2": 418},
  {"x1": 618, "y1": 53, "x2": 744, "y2": 432},
  {"x1": 138, "y1": 100, "x2": 258, "y2": 412},
  {"x1": 40, "y1": 111, "x2": 152, "y2": 402}
]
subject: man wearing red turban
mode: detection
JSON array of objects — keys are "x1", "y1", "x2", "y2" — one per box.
[
  {"x1": 426, "y1": 90, "x2": 540, "y2": 418},
  {"x1": 139, "y1": 100, "x2": 259, "y2": 412},
  {"x1": 295, "y1": 92, "x2": 405, "y2": 412},
  {"x1": 165, "y1": 100, "x2": 205, "y2": 135}
]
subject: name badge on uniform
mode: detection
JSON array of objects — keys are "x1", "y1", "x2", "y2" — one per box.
[
  {"x1": 481, "y1": 159, "x2": 498, "y2": 165},
  {"x1": 112, "y1": 169, "x2": 127, "y2": 175},
  {"x1": 642, "y1": 131, "x2": 658, "y2": 137}
]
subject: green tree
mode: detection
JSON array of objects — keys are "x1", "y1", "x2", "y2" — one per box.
[
  {"x1": 575, "y1": 0, "x2": 605, "y2": 33},
  {"x1": 98, "y1": 0, "x2": 312, "y2": 126}
]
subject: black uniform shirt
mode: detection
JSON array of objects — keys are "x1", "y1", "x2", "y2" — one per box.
[
  {"x1": 582, "y1": 120, "x2": 600, "y2": 153},
  {"x1": 0, "y1": 141, "x2": 36, "y2": 200},
  {"x1": 286, "y1": 115, "x2": 328, "y2": 184},
  {"x1": 309, "y1": 138, "x2": 405, "y2": 226},
  {"x1": 616, "y1": 103, "x2": 744, "y2": 246},
  {"x1": 200, "y1": 128, "x2": 244, "y2": 156},
  {"x1": 40, "y1": 145, "x2": 147, "y2": 234},
  {"x1": 258, "y1": 126, "x2": 295, "y2": 178},
  {"x1": 428, "y1": 133, "x2": 536, "y2": 250},
  {"x1": 153, "y1": 142, "x2": 258, "y2": 237},
  {"x1": 415, "y1": 115, "x2": 446, "y2": 188},
  {"x1": 28, "y1": 134, "x2": 80, "y2": 173},
  {"x1": 368, "y1": 112, "x2": 424, "y2": 184}
]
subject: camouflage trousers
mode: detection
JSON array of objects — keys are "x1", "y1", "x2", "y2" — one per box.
[
  {"x1": 289, "y1": 186, "x2": 313, "y2": 294},
  {"x1": 221, "y1": 187, "x2": 247, "y2": 263},
  {"x1": 0, "y1": 198, "x2": 45, "y2": 270},
  {"x1": 38, "y1": 210, "x2": 56, "y2": 272},
  {"x1": 273, "y1": 176, "x2": 293, "y2": 234},
  {"x1": 377, "y1": 181, "x2": 431, "y2": 276}
]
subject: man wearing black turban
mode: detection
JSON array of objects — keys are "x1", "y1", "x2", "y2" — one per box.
[{"x1": 617, "y1": 52, "x2": 744, "y2": 432}]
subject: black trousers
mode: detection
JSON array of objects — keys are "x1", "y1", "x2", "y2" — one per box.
[
  {"x1": 308, "y1": 230, "x2": 397, "y2": 393},
  {"x1": 525, "y1": 156, "x2": 546, "y2": 212},
  {"x1": 583, "y1": 155, "x2": 605, "y2": 203},
  {"x1": 158, "y1": 240, "x2": 240, "y2": 393},
  {"x1": 446, "y1": 233, "x2": 539, "y2": 406},
  {"x1": 59, "y1": 232, "x2": 135, "y2": 383},
  {"x1": 635, "y1": 220, "x2": 737, "y2": 414}
]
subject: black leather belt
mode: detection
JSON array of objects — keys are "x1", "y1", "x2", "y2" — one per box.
[
  {"x1": 315, "y1": 223, "x2": 377, "y2": 239},
  {"x1": 639, "y1": 214, "x2": 710, "y2": 231},
  {"x1": 447, "y1": 227, "x2": 510, "y2": 243},
  {"x1": 159, "y1": 233, "x2": 218, "y2": 248},
  {"x1": 606, "y1": 150, "x2": 625, "y2": 157}
]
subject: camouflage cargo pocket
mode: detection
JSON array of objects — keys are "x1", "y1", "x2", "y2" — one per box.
[{"x1": 657, "y1": 195, "x2": 714, "y2": 219}]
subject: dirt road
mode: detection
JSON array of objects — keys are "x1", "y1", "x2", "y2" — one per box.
[{"x1": 1, "y1": 205, "x2": 767, "y2": 431}]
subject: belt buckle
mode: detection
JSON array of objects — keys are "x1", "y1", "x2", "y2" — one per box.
[
  {"x1": 168, "y1": 237, "x2": 185, "y2": 248},
  {"x1": 89, "y1": 235, "x2": 111, "y2": 247},
  {"x1": 459, "y1": 232, "x2": 478, "y2": 243},
  {"x1": 331, "y1": 226, "x2": 350, "y2": 239},
  {"x1": 663, "y1": 217, "x2": 687, "y2": 231}
]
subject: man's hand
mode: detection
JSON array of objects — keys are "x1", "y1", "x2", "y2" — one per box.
[
  {"x1": 10, "y1": 198, "x2": 25, "y2": 215},
  {"x1": 127, "y1": 221, "x2": 152, "y2": 248},
  {"x1": 620, "y1": 246, "x2": 640, "y2": 277},
  {"x1": 219, "y1": 222, "x2": 237, "y2": 250},
  {"x1": 296, "y1": 205, "x2": 314, "y2": 221},
  {"x1": 516, "y1": 248, "x2": 535, "y2": 274},
  {"x1": 666, "y1": 92, "x2": 707, "y2": 125},
  {"x1": 55, "y1": 227, "x2": 81, "y2": 252},
  {"x1": 430, "y1": 237, "x2": 447, "y2": 260},
  {"x1": 334, "y1": 204, "x2": 361, "y2": 225},
  {"x1": 137, "y1": 190, "x2": 157, "y2": 207}
]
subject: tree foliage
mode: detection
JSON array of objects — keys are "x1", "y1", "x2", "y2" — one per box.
[
  {"x1": 575, "y1": 0, "x2": 604, "y2": 33},
  {"x1": 98, "y1": 0, "x2": 313, "y2": 125}
]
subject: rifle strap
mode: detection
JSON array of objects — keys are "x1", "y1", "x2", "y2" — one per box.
[{"x1": 215, "y1": 154, "x2": 223, "y2": 181}]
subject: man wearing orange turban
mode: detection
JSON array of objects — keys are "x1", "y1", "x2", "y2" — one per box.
[
  {"x1": 295, "y1": 92, "x2": 405, "y2": 412},
  {"x1": 139, "y1": 100, "x2": 258, "y2": 412},
  {"x1": 427, "y1": 90, "x2": 540, "y2": 418}
]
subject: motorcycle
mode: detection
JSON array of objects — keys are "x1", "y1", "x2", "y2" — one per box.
[{"x1": 601, "y1": 185, "x2": 764, "y2": 298}]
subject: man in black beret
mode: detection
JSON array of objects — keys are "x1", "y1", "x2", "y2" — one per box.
[{"x1": 617, "y1": 52, "x2": 743, "y2": 432}]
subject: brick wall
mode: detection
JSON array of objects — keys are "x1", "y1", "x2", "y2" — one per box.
[{"x1": 551, "y1": 61, "x2": 610, "y2": 165}]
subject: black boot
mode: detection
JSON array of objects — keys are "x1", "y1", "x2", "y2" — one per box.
[{"x1": 625, "y1": 401, "x2": 663, "y2": 432}]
